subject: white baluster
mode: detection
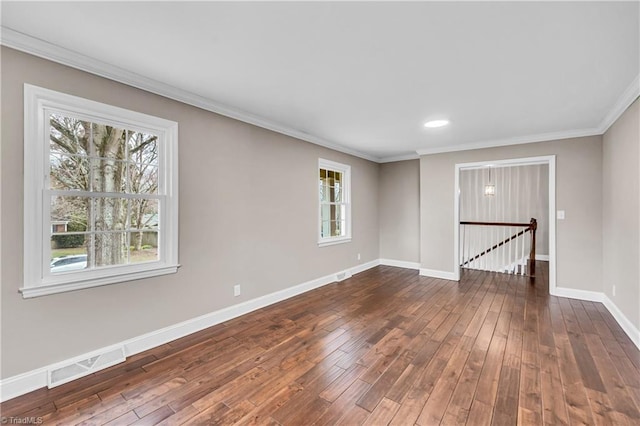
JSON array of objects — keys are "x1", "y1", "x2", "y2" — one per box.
[
  {"x1": 492, "y1": 226, "x2": 496, "y2": 272},
  {"x1": 460, "y1": 225, "x2": 467, "y2": 265},
  {"x1": 470, "y1": 225, "x2": 473, "y2": 269},
  {"x1": 483, "y1": 227, "x2": 487, "y2": 271},
  {"x1": 502, "y1": 226, "x2": 506, "y2": 273},
  {"x1": 470, "y1": 226, "x2": 475, "y2": 270},
  {"x1": 496, "y1": 227, "x2": 500, "y2": 273},
  {"x1": 477, "y1": 227, "x2": 481, "y2": 271},
  {"x1": 490, "y1": 226, "x2": 494, "y2": 272},
  {"x1": 481, "y1": 227, "x2": 485, "y2": 271},
  {"x1": 521, "y1": 228, "x2": 526, "y2": 275},
  {"x1": 514, "y1": 228, "x2": 518, "y2": 275},
  {"x1": 511, "y1": 227, "x2": 515, "y2": 274}
]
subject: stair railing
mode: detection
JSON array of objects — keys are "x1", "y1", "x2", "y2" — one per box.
[{"x1": 460, "y1": 218, "x2": 537, "y2": 277}]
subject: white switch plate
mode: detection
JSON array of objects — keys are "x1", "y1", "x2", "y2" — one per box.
[
  {"x1": 234, "y1": 285, "x2": 241, "y2": 297},
  {"x1": 557, "y1": 210, "x2": 565, "y2": 220}
]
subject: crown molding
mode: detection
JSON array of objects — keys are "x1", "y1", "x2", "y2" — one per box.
[
  {"x1": 2, "y1": 26, "x2": 637, "y2": 164},
  {"x1": 415, "y1": 127, "x2": 602, "y2": 156},
  {"x1": 598, "y1": 73, "x2": 640, "y2": 134},
  {"x1": 378, "y1": 153, "x2": 420, "y2": 163},
  {"x1": 0, "y1": 26, "x2": 380, "y2": 163},
  {"x1": 414, "y1": 72, "x2": 639, "y2": 157}
]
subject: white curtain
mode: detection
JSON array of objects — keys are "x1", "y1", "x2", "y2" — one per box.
[{"x1": 460, "y1": 164, "x2": 549, "y2": 257}]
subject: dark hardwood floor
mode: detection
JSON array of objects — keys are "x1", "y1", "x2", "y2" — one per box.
[{"x1": 2, "y1": 262, "x2": 639, "y2": 425}]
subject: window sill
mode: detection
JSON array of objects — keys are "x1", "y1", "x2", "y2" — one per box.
[
  {"x1": 318, "y1": 237, "x2": 352, "y2": 247},
  {"x1": 19, "y1": 265, "x2": 179, "y2": 298}
]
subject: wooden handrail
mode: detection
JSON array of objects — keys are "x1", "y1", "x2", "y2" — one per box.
[
  {"x1": 460, "y1": 218, "x2": 538, "y2": 278},
  {"x1": 460, "y1": 221, "x2": 531, "y2": 227}
]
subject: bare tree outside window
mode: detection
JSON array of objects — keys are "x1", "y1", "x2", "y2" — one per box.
[{"x1": 49, "y1": 113, "x2": 159, "y2": 270}]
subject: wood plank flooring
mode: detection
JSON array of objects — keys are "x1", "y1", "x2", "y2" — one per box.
[{"x1": 2, "y1": 262, "x2": 639, "y2": 425}]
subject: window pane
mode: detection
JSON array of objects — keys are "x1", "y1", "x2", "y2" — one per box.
[
  {"x1": 92, "y1": 123, "x2": 126, "y2": 161},
  {"x1": 328, "y1": 185, "x2": 343, "y2": 203},
  {"x1": 50, "y1": 113, "x2": 90, "y2": 156},
  {"x1": 93, "y1": 232, "x2": 128, "y2": 268},
  {"x1": 90, "y1": 157, "x2": 127, "y2": 193},
  {"x1": 129, "y1": 198, "x2": 159, "y2": 231},
  {"x1": 129, "y1": 231, "x2": 159, "y2": 263},
  {"x1": 91, "y1": 123, "x2": 127, "y2": 193},
  {"x1": 330, "y1": 204, "x2": 338, "y2": 222},
  {"x1": 50, "y1": 242, "x2": 88, "y2": 274},
  {"x1": 333, "y1": 183, "x2": 342, "y2": 202},
  {"x1": 334, "y1": 171, "x2": 342, "y2": 185},
  {"x1": 26, "y1": 86, "x2": 179, "y2": 295},
  {"x1": 330, "y1": 220, "x2": 343, "y2": 237},
  {"x1": 321, "y1": 220, "x2": 331, "y2": 238},
  {"x1": 320, "y1": 169, "x2": 327, "y2": 179},
  {"x1": 50, "y1": 153, "x2": 90, "y2": 191},
  {"x1": 321, "y1": 204, "x2": 332, "y2": 222},
  {"x1": 128, "y1": 162, "x2": 158, "y2": 194},
  {"x1": 320, "y1": 184, "x2": 331, "y2": 202},
  {"x1": 128, "y1": 131, "x2": 158, "y2": 166},
  {"x1": 51, "y1": 196, "x2": 90, "y2": 232},
  {"x1": 93, "y1": 198, "x2": 128, "y2": 231}
]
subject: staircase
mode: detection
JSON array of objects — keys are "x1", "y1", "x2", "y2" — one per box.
[{"x1": 460, "y1": 218, "x2": 537, "y2": 277}]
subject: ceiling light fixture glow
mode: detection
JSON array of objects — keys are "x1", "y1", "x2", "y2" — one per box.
[{"x1": 424, "y1": 119, "x2": 449, "y2": 128}]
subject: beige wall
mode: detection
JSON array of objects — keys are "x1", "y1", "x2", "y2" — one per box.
[
  {"x1": 603, "y1": 98, "x2": 640, "y2": 330},
  {"x1": 379, "y1": 160, "x2": 420, "y2": 263},
  {"x1": 0, "y1": 47, "x2": 380, "y2": 378},
  {"x1": 420, "y1": 136, "x2": 603, "y2": 292},
  {"x1": 1, "y1": 45, "x2": 635, "y2": 382}
]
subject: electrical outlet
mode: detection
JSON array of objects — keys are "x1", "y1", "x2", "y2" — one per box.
[
  {"x1": 612, "y1": 285, "x2": 616, "y2": 297},
  {"x1": 234, "y1": 285, "x2": 241, "y2": 297},
  {"x1": 357, "y1": 253, "x2": 361, "y2": 261},
  {"x1": 557, "y1": 210, "x2": 565, "y2": 220}
]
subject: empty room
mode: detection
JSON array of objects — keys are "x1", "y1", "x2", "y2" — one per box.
[{"x1": 1, "y1": 1, "x2": 639, "y2": 425}]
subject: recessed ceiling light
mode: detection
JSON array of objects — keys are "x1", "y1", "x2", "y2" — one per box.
[{"x1": 424, "y1": 119, "x2": 449, "y2": 128}]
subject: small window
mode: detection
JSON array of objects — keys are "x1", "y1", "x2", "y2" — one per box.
[
  {"x1": 23, "y1": 85, "x2": 179, "y2": 297},
  {"x1": 318, "y1": 159, "x2": 351, "y2": 246}
]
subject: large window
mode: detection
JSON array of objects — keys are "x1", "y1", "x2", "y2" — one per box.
[
  {"x1": 22, "y1": 85, "x2": 179, "y2": 297},
  {"x1": 318, "y1": 159, "x2": 351, "y2": 246}
]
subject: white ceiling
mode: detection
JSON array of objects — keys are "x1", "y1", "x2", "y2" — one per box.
[{"x1": 2, "y1": 1, "x2": 639, "y2": 162}]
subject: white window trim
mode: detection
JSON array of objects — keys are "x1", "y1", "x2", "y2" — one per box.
[
  {"x1": 22, "y1": 84, "x2": 179, "y2": 298},
  {"x1": 318, "y1": 158, "x2": 352, "y2": 247}
]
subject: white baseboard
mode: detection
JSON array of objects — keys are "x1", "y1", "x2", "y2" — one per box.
[
  {"x1": 350, "y1": 259, "x2": 380, "y2": 275},
  {"x1": 3, "y1": 259, "x2": 637, "y2": 402},
  {"x1": 536, "y1": 254, "x2": 550, "y2": 261},
  {"x1": 379, "y1": 259, "x2": 420, "y2": 270},
  {"x1": 0, "y1": 259, "x2": 379, "y2": 403},
  {"x1": 551, "y1": 286, "x2": 603, "y2": 302},
  {"x1": 0, "y1": 367, "x2": 49, "y2": 404},
  {"x1": 601, "y1": 294, "x2": 640, "y2": 349},
  {"x1": 551, "y1": 286, "x2": 640, "y2": 350},
  {"x1": 419, "y1": 268, "x2": 457, "y2": 281}
]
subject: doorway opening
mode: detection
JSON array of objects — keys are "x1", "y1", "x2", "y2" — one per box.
[{"x1": 453, "y1": 156, "x2": 556, "y2": 293}]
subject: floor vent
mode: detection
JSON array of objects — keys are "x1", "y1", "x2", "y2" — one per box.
[
  {"x1": 336, "y1": 270, "x2": 352, "y2": 282},
  {"x1": 47, "y1": 346, "x2": 126, "y2": 388}
]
